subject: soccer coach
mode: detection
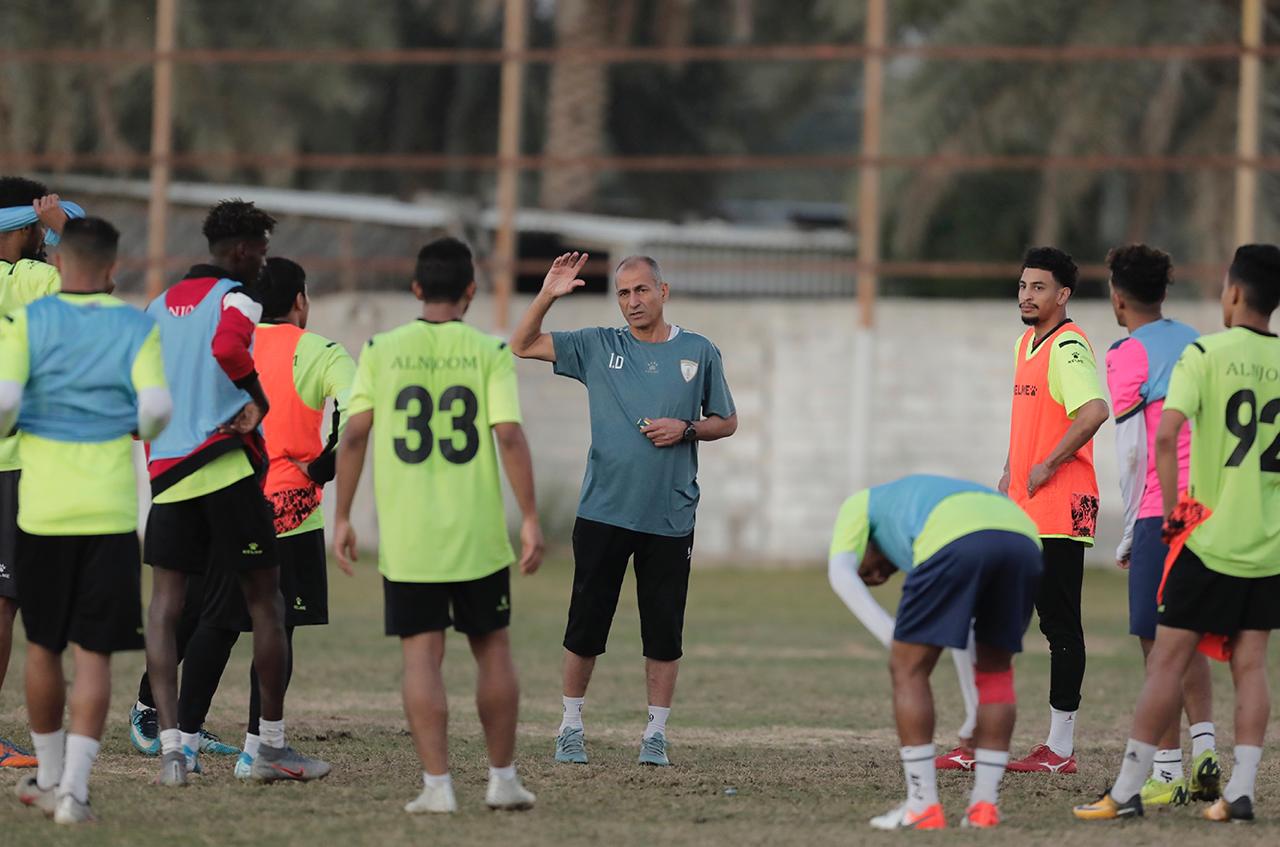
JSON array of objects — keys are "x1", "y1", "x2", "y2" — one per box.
[{"x1": 511, "y1": 253, "x2": 737, "y2": 768}]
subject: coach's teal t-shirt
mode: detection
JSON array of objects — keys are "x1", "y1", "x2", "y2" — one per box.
[{"x1": 552, "y1": 325, "x2": 735, "y2": 537}]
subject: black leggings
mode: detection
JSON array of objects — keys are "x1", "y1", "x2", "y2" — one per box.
[{"x1": 1036, "y1": 538, "x2": 1086, "y2": 712}]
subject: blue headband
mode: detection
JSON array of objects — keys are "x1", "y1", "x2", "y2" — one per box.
[{"x1": 0, "y1": 200, "x2": 86, "y2": 247}]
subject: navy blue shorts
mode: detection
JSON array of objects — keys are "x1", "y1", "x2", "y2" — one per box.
[
  {"x1": 894, "y1": 530, "x2": 1043, "y2": 654},
  {"x1": 1128, "y1": 516, "x2": 1167, "y2": 640}
]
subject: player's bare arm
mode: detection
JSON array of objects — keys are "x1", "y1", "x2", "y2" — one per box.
[
  {"x1": 333, "y1": 408, "x2": 373, "y2": 575},
  {"x1": 1153, "y1": 407, "x2": 1188, "y2": 528},
  {"x1": 493, "y1": 421, "x2": 544, "y2": 575},
  {"x1": 641, "y1": 413, "x2": 738, "y2": 448},
  {"x1": 1027, "y1": 398, "x2": 1108, "y2": 497},
  {"x1": 509, "y1": 252, "x2": 589, "y2": 362}
]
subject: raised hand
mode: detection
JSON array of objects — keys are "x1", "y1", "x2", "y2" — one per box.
[
  {"x1": 540, "y1": 252, "x2": 589, "y2": 300},
  {"x1": 33, "y1": 194, "x2": 68, "y2": 236}
]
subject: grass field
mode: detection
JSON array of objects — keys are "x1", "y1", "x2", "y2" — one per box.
[{"x1": 1, "y1": 558, "x2": 1279, "y2": 846}]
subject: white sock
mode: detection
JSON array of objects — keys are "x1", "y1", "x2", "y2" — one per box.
[
  {"x1": 644, "y1": 706, "x2": 670, "y2": 740},
  {"x1": 180, "y1": 730, "x2": 200, "y2": 754},
  {"x1": 259, "y1": 719, "x2": 285, "y2": 749},
  {"x1": 969, "y1": 748, "x2": 1009, "y2": 806},
  {"x1": 1111, "y1": 738, "x2": 1157, "y2": 801},
  {"x1": 489, "y1": 764, "x2": 516, "y2": 781},
  {"x1": 134, "y1": 700, "x2": 151, "y2": 713},
  {"x1": 159, "y1": 728, "x2": 182, "y2": 756},
  {"x1": 1152, "y1": 748, "x2": 1183, "y2": 783},
  {"x1": 1224, "y1": 745, "x2": 1262, "y2": 802},
  {"x1": 559, "y1": 696, "x2": 585, "y2": 733},
  {"x1": 1046, "y1": 708, "x2": 1076, "y2": 758},
  {"x1": 900, "y1": 744, "x2": 938, "y2": 813},
  {"x1": 58, "y1": 734, "x2": 100, "y2": 804},
  {"x1": 31, "y1": 728, "x2": 65, "y2": 791},
  {"x1": 243, "y1": 733, "x2": 261, "y2": 759},
  {"x1": 423, "y1": 771, "x2": 452, "y2": 789},
  {"x1": 1190, "y1": 722, "x2": 1216, "y2": 758}
]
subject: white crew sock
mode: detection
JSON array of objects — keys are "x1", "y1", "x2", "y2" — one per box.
[
  {"x1": 1152, "y1": 748, "x2": 1183, "y2": 783},
  {"x1": 31, "y1": 728, "x2": 65, "y2": 791},
  {"x1": 1111, "y1": 738, "x2": 1157, "y2": 801},
  {"x1": 1046, "y1": 707, "x2": 1076, "y2": 758},
  {"x1": 1190, "y1": 722, "x2": 1216, "y2": 758},
  {"x1": 134, "y1": 700, "x2": 151, "y2": 713},
  {"x1": 644, "y1": 706, "x2": 670, "y2": 740},
  {"x1": 559, "y1": 696, "x2": 585, "y2": 733},
  {"x1": 900, "y1": 744, "x2": 938, "y2": 814},
  {"x1": 969, "y1": 748, "x2": 1009, "y2": 806},
  {"x1": 159, "y1": 728, "x2": 182, "y2": 756},
  {"x1": 58, "y1": 734, "x2": 100, "y2": 804},
  {"x1": 489, "y1": 764, "x2": 517, "y2": 781},
  {"x1": 243, "y1": 733, "x2": 261, "y2": 759},
  {"x1": 1224, "y1": 745, "x2": 1262, "y2": 803},
  {"x1": 423, "y1": 771, "x2": 452, "y2": 789},
  {"x1": 180, "y1": 730, "x2": 200, "y2": 754},
  {"x1": 259, "y1": 719, "x2": 285, "y2": 749}
]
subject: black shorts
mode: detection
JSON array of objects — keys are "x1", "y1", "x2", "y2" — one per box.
[
  {"x1": 564, "y1": 518, "x2": 693, "y2": 662},
  {"x1": 15, "y1": 531, "x2": 144, "y2": 653},
  {"x1": 383, "y1": 568, "x2": 511, "y2": 638},
  {"x1": 0, "y1": 470, "x2": 17, "y2": 602},
  {"x1": 1160, "y1": 546, "x2": 1280, "y2": 635},
  {"x1": 186, "y1": 529, "x2": 330, "y2": 632},
  {"x1": 144, "y1": 475, "x2": 278, "y2": 575}
]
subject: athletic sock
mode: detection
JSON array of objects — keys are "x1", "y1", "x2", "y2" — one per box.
[
  {"x1": 1111, "y1": 738, "x2": 1157, "y2": 802},
  {"x1": 969, "y1": 748, "x2": 1009, "y2": 806},
  {"x1": 1190, "y1": 722, "x2": 1216, "y2": 758},
  {"x1": 1223, "y1": 745, "x2": 1262, "y2": 803},
  {"x1": 259, "y1": 719, "x2": 285, "y2": 749},
  {"x1": 900, "y1": 744, "x2": 938, "y2": 814},
  {"x1": 59, "y1": 735, "x2": 100, "y2": 804},
  {"x1": 1152, "y1": 749, "x2": 1183, "y2": 783},
  {"x1": 489, "y1": 764, "x2": 516, "y2": 781},
  {"x1": 1046, "y1": 707, "x2": 1076, "y2": 758},
  {"x1": 644, "y1": 706, "x2": 670, "y2": 740},
  {"x1": 243, "y1": 733, "x2": 261, "y2": 759},
  {"x1": 559, "y1": 696, "x2": 585, "y2": 733},
  {"x1": 180, "y1": 730, "x2": 200, "y2": 754},
  {"x1": 160, "y1": 728, "x2": 182, "y2": 757},
  {"x1": 423, "y1": 771, "x2": 452, "y2": 789},
  {"x1": 31, "y1": 728, "x2": 65, "y2": 791},
  {"x1": 134, "y1": 700, "x2": 152, "y2": 713}
]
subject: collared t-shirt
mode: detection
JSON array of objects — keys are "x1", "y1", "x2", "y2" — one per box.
[
  {"x1": 348, "y1": 319, "x2": 521, "y2": 583},
  {"x1": 552, "y1": 325, "x2": 735, "y2": 537},
  {"x1": 829, "y1": 474, "x2": 1041, "y2": 572},
  {"x1": 0, "y1": 258, "x2": 60, "y2": 471},
  {"x1": 1163, "y1": 326, "x2": 1280, "y2": 578},
  {"x1": 0, "y1": 293, "x2": 165, "y2": 534}
]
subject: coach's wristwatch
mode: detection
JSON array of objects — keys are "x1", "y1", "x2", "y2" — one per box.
[{"x1": 682, "y1": 420, "x2": 698, "y2": 442}]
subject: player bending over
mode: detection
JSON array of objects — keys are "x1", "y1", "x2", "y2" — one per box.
[
  {"x1": 2, "y1": 218, "x2": 171, "y2": 823},
  {"x1": 829, "y1": 474, "x2": 1042, "y2": 830},
  {"x1": 1074, "y1": 244, "x2": 1280, "y2": 824},
  {"x1": 334, "y1": 237, "x2": 543, "y2": 814}
]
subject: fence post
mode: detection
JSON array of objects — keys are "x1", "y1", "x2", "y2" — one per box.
[
  {"x1": 145, "y1": 0, "x2": 178, "y2": 299},
  {"x1": 493, "y1": 0, "x2": 527, "y2": 332},
  {"x1": 1234, "y1": 0, "x2": 1262, "y2": 248}
]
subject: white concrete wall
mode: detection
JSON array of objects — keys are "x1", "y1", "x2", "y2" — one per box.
[{"x1": 137, "y1": 291, "x2": 1226, "y2": 565}]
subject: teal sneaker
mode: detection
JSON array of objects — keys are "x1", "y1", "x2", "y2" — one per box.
[
  {"x1": 554, "y1": 727, "x2": 588, "y2": 764},
  {"x1": 182, "y1": 745, "x2": 202, "y2": 776},
  {"x1": 198, "y1": 729, "x2": 240, "y2": 757},
  {"x1": 129, "y1": 705, "x2": 160, "y2": 756},
  {"x1": 1190, "y1": 749, "x2": 1222, "y2": 801},
  {"x1": 233, "y1": 751, "x2": 254, "y2": 780},
  {"x1": 638, "y1": 732, "x2": 670, "y2": 767}
]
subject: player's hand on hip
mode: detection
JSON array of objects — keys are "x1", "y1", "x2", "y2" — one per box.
[
  {"x1": 33, "y1": 194, "x2": 68, "y2": 235},
  {"x1": 1026, "y1": 461, "x2": 1054, "y2": 497},
  {"x1": 518, "y1": 516, "x2": 544, "y2": 575},
  {"x1": 218, "y1": 400, "x2": 266, "y2": 435},
  {"x1": 541, "y1": 252, "x2": 589, "y2": 299},
  {"x1": 333, "y1": 519, "x2": 357, "y2": 576},
  {"x1": 641, "y1": 417, "x2": 685, "y2": 448},
  {"x1": 997, "y1": 470, "x2": 1011, "y2": 495}
]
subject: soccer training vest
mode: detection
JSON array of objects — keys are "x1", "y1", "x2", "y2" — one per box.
[
  {"x1": 1009, "y1": 322, "x2": 1100, "y2": 539},
  {"x1": 19, "y1": 295, "x2": 155, "y2": 442},
  {"x1": 255, "y1": 323, "x2": 324, "y2": 532}
]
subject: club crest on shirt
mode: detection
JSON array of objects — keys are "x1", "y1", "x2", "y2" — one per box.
[{"x1": 680, "y1": 359, "x2": 698, "y2": 382}]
